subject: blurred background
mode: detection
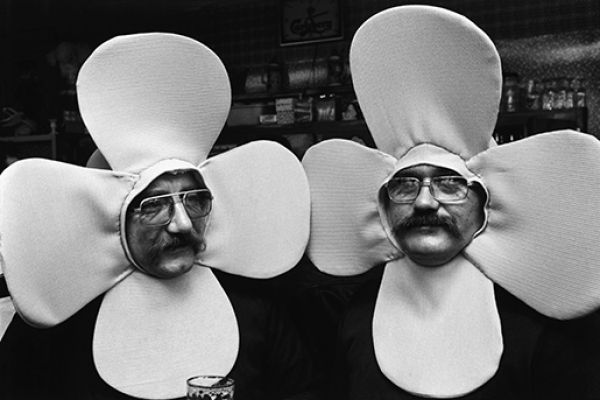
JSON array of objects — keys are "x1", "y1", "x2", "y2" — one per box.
[{"x1": 0, "y1": 0, "x2": 598, "y2": 168}]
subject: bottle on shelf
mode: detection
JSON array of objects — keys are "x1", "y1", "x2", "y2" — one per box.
[
  {"x1": 564, "y1": 77, "x2": 575, "y2": 109},
  {"x1": 553, "y1": 77, "x2": 568, "y2": 110},
  {"x1": 327, "y1": 49, "x2": 344, "y2": 86},
  {"x1": 524, "y1": 79, "x2": 541, "y2": 111},
  {"x1": 541, "y1": 79, "x2": 556, "y2": 111},
  {"x1": 502, "y1": 73, "x2": 519, "y2": 112},
  {"x1": 572, "y1": 78, "x2": 587, "y2": 108}
]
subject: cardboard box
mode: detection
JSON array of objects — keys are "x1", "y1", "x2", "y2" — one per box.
[{"x1": 227, "y1": 103, "x2": 269, "y2": 126}]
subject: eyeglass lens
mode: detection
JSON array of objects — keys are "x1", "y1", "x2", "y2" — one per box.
[
  {"x1": 387, "y1": 176, "x2": 468, "y2": 203},
  {"x1": 139, "y1": 190, "x2": 212, "y2": 225}
]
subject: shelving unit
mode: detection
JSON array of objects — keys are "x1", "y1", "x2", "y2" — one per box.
[
  {"x1": 0, "y1": 132, "x2": 57, "y2": 160},
  {"x1": 232, "y1": 85, "x2": 355, "y2": 103},
  {"x1": 227, "y1": 85, "x2": 589, "y2": 152},
  {"x1": 0, "y1": 107, "x2": 589, "y2": 164},
  {"x1": 494, "y1": 108, "x2": 588, "y2": 143},
  {"x1": 219, "y1": 107, "x2": 589, "y2": 156},
  {"x1": 0, "y1": 131, "x2": 97, "y2": 166}
]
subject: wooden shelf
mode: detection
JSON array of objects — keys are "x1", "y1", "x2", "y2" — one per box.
[
  {"x1": 495, "y1": 107, "x2": 587, "y2": 143},
  {"x1": 232, "y1": 84, "x2": 355, "y2": 102},
  {"x1": 218, "y1": 108, "x2": 588, "y2": 156},
  {"x1": 0, "y1": 132, "x2": 57, "y2": 159},
  {"x1": 0, "y1": 133, "x2": 55, "y2": 143},
  {"x1": 220, "y1": 119, "x2": 373, "y2": 145},
  {"x1": 0, "y1": 131, "x2": 95, "y2": 164}
]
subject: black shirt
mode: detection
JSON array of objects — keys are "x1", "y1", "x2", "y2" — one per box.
[{"x1": 0, "y1": 270, "x2": 318, "y2": 400}]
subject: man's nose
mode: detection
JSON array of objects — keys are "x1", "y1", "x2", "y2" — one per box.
[
  {"x1": 166, "y1": 200, "x2": 193, "y2": 234},
  {"x1": 413, "y1": 184, "x2": 440, "y2": 210}
]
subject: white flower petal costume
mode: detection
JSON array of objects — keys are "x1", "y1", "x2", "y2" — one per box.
[
  {"x1": 302, "y1": 6, "x2": 600, "y2": 398},
  {"x1": 0, "y1": 33, "x2": 309, "y2": 399}
]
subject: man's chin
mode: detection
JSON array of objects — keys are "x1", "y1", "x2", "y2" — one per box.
[
  {"x1": 398, "y1": 232, "x2": 459, "y2": 266},
  {"x1": 153, "y1": 247, "x2": 197, "y2": 278}
]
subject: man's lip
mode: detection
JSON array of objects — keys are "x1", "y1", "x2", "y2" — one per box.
[
  {"x1": 164, "y1": 244, "x2": 193, "y2": 253},
  {"x1": 409, "y1": 225, "x2": 445, "y2": 231}
]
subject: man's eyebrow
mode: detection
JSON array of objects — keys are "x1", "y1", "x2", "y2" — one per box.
[
  {"x1": 142, "y1": 185, "x2": 204, "y2": 199},
  {"x1": 140, "y1": 188, "x2": 169, "y2": 198}
]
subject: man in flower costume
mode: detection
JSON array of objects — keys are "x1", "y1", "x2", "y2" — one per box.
[
  {"x1": 302, "y1": 5, "x2": 600, "y2": 399},
  {"x1": 0, "y1": 33, "x2": 315, "y2": 399}
]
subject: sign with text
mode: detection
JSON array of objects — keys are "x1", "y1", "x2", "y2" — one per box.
[{"x1": 280, "y1": 0, "x2": 343, "y2": 46}]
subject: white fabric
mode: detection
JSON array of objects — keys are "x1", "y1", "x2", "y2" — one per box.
[
  {"x1": 199, "y1": 140, "x2": 310, "y2": 278},
  {"x1": 94, "y1": 267, "x2": 238, "y2": 400},
  {"x1": 0, "y1": 159, "x2": 136, "y2": 327},
  {"x1": 0, "y1": 297, "x2": 15, "y2": 339},
  {"x1": 77, "y1": 33, "x2": 230, "y2": 174},
  {"x1": 303, "y1": 5, "x2": 600, "y2": 397},
  {"x1": 374, "y1": 257, "x2": 502, "y2": 398},
  {"x1": 302, "y1": 139, "x2": 398, "y2": 276},
  {"x1": 350, "y1": 5, "x2": 501, "y2": 161},
  {"x1": 467, "y1": 131, "x2": 600, "y2": 319}
]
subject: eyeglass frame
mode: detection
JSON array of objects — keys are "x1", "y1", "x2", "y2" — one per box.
[
  {"x1": 385, "y1": 175, "x2": 473, "y2": 204},
  {"x1": 130, "y1": 188, "x2": 213, "y2": 226}
]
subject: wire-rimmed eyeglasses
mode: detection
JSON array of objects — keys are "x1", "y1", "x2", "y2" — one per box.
[
  {"x1": 386, "y1": 176, "x2": 471, "y2": 204},
  {"x1": 132, "y1": 189, "x2": 213, "y2": 226}
]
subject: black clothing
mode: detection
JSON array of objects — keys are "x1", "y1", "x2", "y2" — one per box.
[
  {"x1": 331, "y1": 265, "x2": 599, "y2": 400},
  {"x1": 0, "y1": 270, "x2": 318, "y2": 400}
]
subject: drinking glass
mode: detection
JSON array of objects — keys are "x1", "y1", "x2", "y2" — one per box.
[{"x1": 186, "y1": 375, "x2": 234, "y2": 400}]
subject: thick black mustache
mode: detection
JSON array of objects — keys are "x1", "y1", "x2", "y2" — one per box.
[
  {"x1": 393, "y1": 214, "x2": 461, "y2": 238},
  {"x1": 148, "y1": 232, "x2": 206, "y2": 259}
]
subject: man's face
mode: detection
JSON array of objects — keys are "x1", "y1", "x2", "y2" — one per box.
[
  {"x1": 385, "y1": 164, "x2": 485, "y2": 267},
  {"x1": 126, "y1": 171, "x2": 209, "y2": 279}
]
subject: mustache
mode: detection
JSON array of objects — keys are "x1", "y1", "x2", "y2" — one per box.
[
  {"x1": 147, "y1": 231, "x2": 207, "y2": 260},
  {"x1": 393, "y1": 214, "x2": 461, "y2": 238}
]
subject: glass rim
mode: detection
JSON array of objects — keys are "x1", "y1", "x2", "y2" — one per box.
[{"x1": 186, "y1": 375, "x2": 234, "y2": 389}]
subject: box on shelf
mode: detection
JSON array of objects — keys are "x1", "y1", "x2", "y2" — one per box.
[
  {"x1": 275, "y1": 98, "x2": 295, "y2": 125},
  {"x1": 227, "y1": 103, "x2": 272, "y2": 126},
  {"x1": 295, "y1": 98, "x2": 313, "y2": 123},
  {"x1": 275, "y1": 97, "x2": 313, "y2": 124}
]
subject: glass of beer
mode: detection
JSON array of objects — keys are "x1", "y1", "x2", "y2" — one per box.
[{"x1": 186, "y1": 375, "x2": 234, "y2": 400}]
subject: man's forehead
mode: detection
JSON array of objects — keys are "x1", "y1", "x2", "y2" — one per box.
[
  {"x1": 395, "y1": 164, "x2": 461, "y2": 178},
  {"x1": 142, "y1": 170, "x2": 205, "y2": 196}
]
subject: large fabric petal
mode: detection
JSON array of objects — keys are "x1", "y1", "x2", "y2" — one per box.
[
  {"x1": 467, "y1": 130, "x2": 600, "y2": 319},
  {"x1": 373, "y1": 256, "x2": 502, "y2": 398},
  {"x1": 94, "y1": 267, "x2": 238, "y2": 400},
  {"x1": 0, "y1": 159, "x2": 136, "y2": 327},
  {"x1": 77, "y1": 33, "x2": 230, "y2": 173},
  {"x1": 302, "y1": 139, "x2": 398, "y2": 276},
  {"x1": 350, "y1": 5, "x2": 501, "y2": 160},
  {"x1": 199, "y1": 141, "x2": 310, "y2": 278},
  {"x1": 0, "y1": 297, "x2": 14, "y2": 339}
]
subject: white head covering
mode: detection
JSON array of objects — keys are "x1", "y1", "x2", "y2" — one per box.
[
  {"x1": 302, "y1": 5, "x2": 600, "y2": 398},
  {"x1": 0, "y1": 33, "x2": 310, "y2": 399}
]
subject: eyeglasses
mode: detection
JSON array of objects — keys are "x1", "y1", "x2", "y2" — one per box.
[
  {"x1": 132, "y1": 189, "x2": 213, "y2": 226},
  {"x1": 386, "y1": 176, "x2": 470, "y2": 204}
]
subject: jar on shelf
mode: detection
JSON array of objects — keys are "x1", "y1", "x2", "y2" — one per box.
[
  {"x1": 267, "y1": 60, "x2": 283, "y2": 93},
  {"x1": 502, "y1": 73, "x2": 519, "y2": 112},
  {"x1": 572, "y1": 78, "x2": 587, "y2": 108},
  {"x1": 541, "y1": 79, "x2": 557, "y2": 111},
  {"x1": 524, "y1": 79, "x2": 541, "y2": 110},
  {"x1": 564, "y1": 77, "x2": 575, "y2": 109},
  {"x1": 553, "y1": 77, "x2": 569, "y2": 109},
  {"x1": 327, "y1": 50, "x2": 343, "y2": 86}
]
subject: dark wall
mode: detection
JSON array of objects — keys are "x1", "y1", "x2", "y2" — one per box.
[
  {"x1": 196, "y1": 0, "x2": 600, "y2": 68},
  {"x1": 1, "y1": 0, "x2": 599, "y2": 130}
]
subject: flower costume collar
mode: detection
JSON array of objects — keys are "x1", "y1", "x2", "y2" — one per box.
[
  {"x1": 0, "y1": 33, "x2": 310, "y2": 399},
  {"x1": 302, "y1": 6, "x2": 600, "y2": 398}
]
